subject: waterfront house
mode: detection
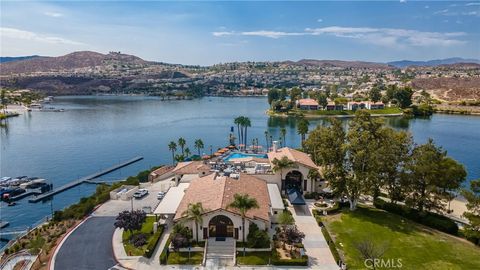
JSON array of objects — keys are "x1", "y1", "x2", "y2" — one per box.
[
  {"x1": 326, "y1": 101, "x2": 344, "y2": 111},
  {"x1": 296, "y1": 98, "x2": 319, "y2": 110},
  {"x1": 347, "y1": 101, "x2": 367, "y2": 111},
  {"x1": 366, "y1": 101, "x2": 385, "y2": 110}
]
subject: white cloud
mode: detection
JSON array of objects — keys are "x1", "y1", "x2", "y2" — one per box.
[
  {"x1": 0, "y1": 27, "x2": 84, "y2": 45},
  {"x1": 466, "y1": 2, "x2": 480, "y2": 6},
  {"x1": 399, "y1": 0, "x2": 407, "y2": 3},
  {"x1": 43, "y1": 11, "x2": 63, "y2": 18},
  {"x1": 425, "y1": 5, "x2": 429, "y2": 9},
  {"x1": 213, "y1": 26, "x2": 466, "y2": 48},
  {"x1": 317, "y1": 18, "x2": 323, "y2": 22}
]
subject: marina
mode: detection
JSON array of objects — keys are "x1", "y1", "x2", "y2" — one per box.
[{"x1": 28, "y1": 156, "x2": 143, "y2": 202}]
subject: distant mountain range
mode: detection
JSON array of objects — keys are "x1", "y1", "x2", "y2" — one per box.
[
  {"x1": 387, "y1": 58, "x2": 480, "y2": 68},
  {"x1": 1, "y1": 52, "x2": 478, "y2": 68}
]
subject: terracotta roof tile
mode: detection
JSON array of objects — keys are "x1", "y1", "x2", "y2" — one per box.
[{"x1": 267, "y1": 147, "x2": 318, "y2": 169}]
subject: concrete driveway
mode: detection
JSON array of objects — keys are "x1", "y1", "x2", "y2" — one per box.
[{"x1": 54, "y1": 216, "x2": 117, "y2": 270}]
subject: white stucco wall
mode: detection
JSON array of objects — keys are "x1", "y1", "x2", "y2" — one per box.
[
  {"x1": 180, "y1": 210, "x2": 269, "y2": 242},
  {"x1": 255, "y1": 164, "x2": 315, "y2": 194}
]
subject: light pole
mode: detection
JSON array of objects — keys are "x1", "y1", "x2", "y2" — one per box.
[{"x1": 131, "y1": 197, "x2": 134, "y2": 212}]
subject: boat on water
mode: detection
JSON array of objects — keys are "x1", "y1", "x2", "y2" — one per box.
[
  {"x1": 0, "y1": 220, "x2": 9, "y2": 229},
  {"x1": 0, "y1": 176, "x2": 52, "y2": 202}
]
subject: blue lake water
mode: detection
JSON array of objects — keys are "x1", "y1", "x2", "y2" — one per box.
[{"x1": 1, "y1": 96, "x2": 479, "y2": 245}]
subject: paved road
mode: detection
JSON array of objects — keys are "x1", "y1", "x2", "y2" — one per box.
[{"x1": 55, "y1": 216, "x2": 117, "y2": 270}]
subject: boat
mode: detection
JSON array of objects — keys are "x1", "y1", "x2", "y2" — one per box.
[
  {"x1": 7, "y1": 202, "x2": 16, "y2": 206},
  {"x1": 0, "y1": 220, "x2": 9, "y2": 229}
]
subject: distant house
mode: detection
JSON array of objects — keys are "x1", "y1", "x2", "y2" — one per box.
[
  {"x1": 296, "y1": 98, "x2": 319, "y2": 110},
  {"x1": 326, "y1": 101, "x2": 344, "y2": 111},
  {"x1": 366, "y1": 101, "x2": 385, "y2": 110},
  {"x1": 347, "y1": 101, "x2": 385, "y2": 111}
]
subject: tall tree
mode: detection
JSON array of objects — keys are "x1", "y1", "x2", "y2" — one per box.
[
  {"x1": 194, "y1": 139, "x2": 204, "y2": 156},
  {"x1": 234, "y1": 116, "x2": 243, "y2": 148},
  {"x1": 178, "y1": 137, "x2": 186, "y2": 155},
  {"x1": 182, "y1": 202, "x2": 206, "y2": 243},
  {"x1": 394, "y1": 86, "x2": 413, "y2": 108},
  {"x1": 267, "y1": 89, "x2": 279, "y2": 105},
  {"x1": 304, "y1": 118, "x2": 346, "y2": 197},
  {"x1": 317, "y1": 93, "x2": 328, "y2": 109},
  {"x1": 369, "y1": 87, "x2": 382, "y2": 103},
  {"x1": 404, "y1": 139, "x2": 466, "y2": 212},
  {"x1": 243, "y1": 117, "x2": 251, "y2": 147},
  {"x1": 264, "y1": 131, "x2": 269, "y2": 150},
  {"x1": 184, "y1": 147, "x2": 191, "y2": 158},
  {"x1": 272, "y1": 156, "x2": 296, "y2": 194},
  {"x1": 297, "y1": 118, "x2": 309, "y2": 145},
  {"x1": 290, "y1": 87, "x2": 302, "y2": 102},
  {"x1": 168, "y1": 141, "x2": 177, "y2": 164},
  {"x1": 280, "y1": 128, "x2": 287, "y2": 147},
  {"x1": 462, "y1": 179, "x2": 480, "y2": 245},
  {"x1": 227, "y1": 194, "x2": 259, "y2": 256}
]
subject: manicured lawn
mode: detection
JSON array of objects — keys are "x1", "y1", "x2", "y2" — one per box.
[
  {"x1": 324, "y1": 207, "x2": 480, "y2": 270},
  {"x1": 302, "y1": 107, "x2": 403, "y2": 116},
  {"x1": 237, "y1": 251, "x2": 271, "y2": 265},
  {"x1": 167, "y1": 252, "x2": 203, "y2": 265},
  {"x1": 122, "y1": 216, "x2": 156, "y2": 256}
]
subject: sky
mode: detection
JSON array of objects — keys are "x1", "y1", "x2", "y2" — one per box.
[{"x1": 1, "y1": 1, "x2": 479, "y2": 65}]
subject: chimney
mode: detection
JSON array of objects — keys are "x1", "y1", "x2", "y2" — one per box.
[{"x1": 272, "y1": 140, "x2": 280, "y2": 152}]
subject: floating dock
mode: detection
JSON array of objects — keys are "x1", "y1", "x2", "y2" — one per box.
[{"x1": 28, "y1": 156, "x2": 143, "y2": 203}]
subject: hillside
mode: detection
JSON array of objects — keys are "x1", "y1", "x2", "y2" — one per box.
[
  {"x1": 293, "y1": 59, "x2": 392, "y2": 69},
  {"x1": 412, "y1": 77, "x2": 480, "y2": 101},
  {"x1": 0, "y1": 51, "x2": 149, "y2": 75}
]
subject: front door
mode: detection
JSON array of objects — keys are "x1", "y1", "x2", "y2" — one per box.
[
  {"x1": 216, "y1": 224, "x2": 227, "y2": 237},
  {"x1": 208, "y1": 215, "x2": 234, "y2": 238}
]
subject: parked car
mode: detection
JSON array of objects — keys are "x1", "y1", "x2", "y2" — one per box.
[
  {"x1": 133, "y1": 189, "x2": 148, "y2": 199},
  {"x1": 157, "y1": 191, "x2": 165, "y2": 200}
]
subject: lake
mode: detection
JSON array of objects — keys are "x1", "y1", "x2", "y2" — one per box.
[{"x1": 1, "y1": 96, "x2": 479, "y2": 243}]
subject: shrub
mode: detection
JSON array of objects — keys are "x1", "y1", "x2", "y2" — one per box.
[
  {"x1": 271, "y1": 249, "x2": 308, "y2": 266},
  {"x1": 130, "y1": 233, "x2": 147, "y2": 247},
  {"x1": 374, "y1": 198, "x2": 458, "y2": 235},
  {"x1": 159, "y1": 235, "x2": 172, "y2": 265},
  {"x1": 321, "y1": 227, "x2": 341, "y2": 263},
  {"x1": 144, "y1": 226, "x2": 164, "y2": 258},
  {"x1": 247, "y1": 223, "x2": 271, "y2": 248}
]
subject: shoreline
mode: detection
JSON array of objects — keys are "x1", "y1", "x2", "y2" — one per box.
[{"x1": 266, "y1": 110, "x2": 404, "y2": 119}]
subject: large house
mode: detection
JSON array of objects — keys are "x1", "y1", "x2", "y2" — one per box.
[
  {"x1": 153, "y1": 146, "x2": 324, "y2": 242},
  {"x1": 347, "y1": 101, "x2": 385, "y2": 110}
]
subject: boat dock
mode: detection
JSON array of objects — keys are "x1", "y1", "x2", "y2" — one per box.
[{"x1": 28, "y1": 156, "x2": 143, "y2": 203}]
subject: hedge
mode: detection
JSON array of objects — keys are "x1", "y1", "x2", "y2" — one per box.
[
  {"x1": 321, "y1": 227, "x2": 341, "y2": 264},
  {"x1": 144, "y1": 225, "x2": 164, "y2": 258},
  {"x1": 159, "y1": 235, "x2": 172, "y2": 265},
  {"x1": 373, "y1": 198, "x2": 458, "y2": 235}
]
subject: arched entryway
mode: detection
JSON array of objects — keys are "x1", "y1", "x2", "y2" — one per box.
[
  {"x1": 209, "y1": 215, "x2": 234, "y2": 238},
  {"x1": 285, "y1": 170, "x2": 303, "y2": 193}
]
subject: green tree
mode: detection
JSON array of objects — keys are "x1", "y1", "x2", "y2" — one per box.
[
  {"x1": 234, "y1": 116, "x2": 244, "y2": 148},
  {"x1": 194, "y1": 139, "x2": 204, "y2": 156},
  {"x1": 369, "y1": 87, "x2": 382, "y2": 103},
  {"x1": 243, "y1": 117, "x2": 251, "y2": 148},
  {"x1": 462, "y1": 179, "x2": 480, "y2": 245},
  {"x1": 272, "y1": 156, "x2": 296, "y2": 194},
  {"x1": 178, "y1": 137, "x2": 186, "y2": 155},
  {"x1": 304, "y1": 118, "x2": 346, "y2": 197},
  {"x1": 297, "y1": 118, "x2": 309, "y2": 145},
  {"x1": 404, "y1": 139, "x2": 466, "y2": 212},
  {"x1": 264, "y1": 130, "x2": 270, "y2": 150},
  {"x1": 280, "y1": 128, "x2": 286, "y2": 147},
  {"x1": 290, "y1": 87, "x2": 302, "y2": 102},
  {"x1": 394, "y1": 86, "x2": 413, "y2": 108},
  {"x1": 317, "y1": 93, "x2": 328, "y2": 109},
  {"x1": 227, "y1": 194, "x2": 259, "y2": 256},
  {"x1": 184, "y1": 147, "x2": 191, "y2": 158},
  {"x1": 168, "y1": 141, "x2": 177, "y2": 164},
  {"x1": 268, "y1": 89, "x2": 279, "y2": 105},
  {"x1": 279, "y1": 88, "x2": 287, "y2": 101},
  {"x1": 278, "y1": 211, "x2": 294, "y2": 231},
  {"x1": 182, "y1": 202, "x2": 206, "y2": 243}
]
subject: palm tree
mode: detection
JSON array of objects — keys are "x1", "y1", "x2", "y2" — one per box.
[
  {"x1": 228, "y1": 194, "x2": 259, "y2": 256},
  {"x1": 168, "y1": 141, "x2": 177, "y2": 164},
  {"x1": 243, "y1": 117, "x2": 251, "y2": 148},
  {"x1": 178, "y1": 137, "x2": 186, "y2": 155},
  {"x1": 271, "y1": 156, "x2": 296, "y2": 194},
  {"x1": 264, "y1": 131, "x2": 269, "y2": 150},
  {"x1": 182, "y1": 202, "x2": 205, "y2": 243},
  {"x1": 184, "y1": 147, "x2": 191, "y2": 158},
  {"x1": 297, "y1": 118, "x2": 309, "y2": 145},
  {"x1": 234, "y1": 117, "x2": 243, "y2": 148},
  {"x1": 194, "y1": 139, "x2": 204, "y2": 156},
  {"x1": 280, "y1": 128, "x2": 287, "y2": 147}
]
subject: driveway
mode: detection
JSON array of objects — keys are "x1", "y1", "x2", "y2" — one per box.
[
  {"x1": 291, "y1": 204, "x2": 340, "y2": 270},
  {"x1": 54, "y1": 216, "x2": 116, "y2": 270}
]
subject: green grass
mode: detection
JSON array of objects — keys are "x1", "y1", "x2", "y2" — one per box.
[
  {"x1": 122, "y1": 216, "x2": 156, "y2": 256},
  {"x1": 167, "y1": 252, "x2": 203, "y2": 265},
  {"x1": 237, "y1": 251, "x2": 271, "y2": 265},
  {"x1": 324, "y1": 206, "x2": 480, "y2": 270},
  {"x1": 301, "y1": 107, "x2": 403, "y2": 116}
]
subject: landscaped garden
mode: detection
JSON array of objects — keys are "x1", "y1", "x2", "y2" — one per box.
[
  {"x1": 323, "y1": 206, "x2": 480, "y2": 270},
  {"x1": 121, "y1": 215, "x2": 163, "y2": 256},
  {"x1": 167, "y1": 252, "x2": 203, "y2": 265}
]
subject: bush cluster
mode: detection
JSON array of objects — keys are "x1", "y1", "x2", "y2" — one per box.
[
  {"x1": 144, "y1": 226, "x2": 164, "y2": 258},
  {"x1": 247, "y1": 223, "x2": 271, "y2": 248},
  {"x1": 271, "y1": 249, "x2": 308, "y2": 266},
  {"x1": 374, "y1": 198, "x2": 458, "y2": 235},
  {"x1": 130, "y1": 233, "x2": 147, "y2": 247}
]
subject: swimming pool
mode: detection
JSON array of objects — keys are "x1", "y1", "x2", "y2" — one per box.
[{"x1": 224, "y1": 152, "x2": 268, "y2": 161}]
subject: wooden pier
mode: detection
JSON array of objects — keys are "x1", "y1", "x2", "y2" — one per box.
[{"x1": 28, "y1": 156, "x2": 143, "y2": 203}]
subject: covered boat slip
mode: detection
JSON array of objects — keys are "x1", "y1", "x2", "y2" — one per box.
[
  {"x1": 154, "y1": 183, "x2": 190, "y2": 216},
  {"x1": 287, "y1": 188, "x2": 306, "y2": 205}
]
